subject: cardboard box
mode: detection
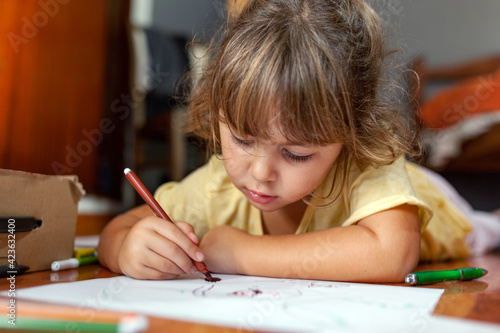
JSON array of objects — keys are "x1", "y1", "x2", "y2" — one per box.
[{"x1": 0, "y1": 169, "x2": 85, "y2": 272}]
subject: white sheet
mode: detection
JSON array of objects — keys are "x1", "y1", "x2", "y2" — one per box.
[
  {"x1": 2, "y1": 274, "x2": 439, "y2": 332},
  {"x1": 4, "y1": 273, "x2": 500, "y2": 332}
]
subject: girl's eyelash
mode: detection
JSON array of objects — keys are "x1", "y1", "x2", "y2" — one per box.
[
  {"x1": 232, "y1": 135, "x2": 312, "y2": 162},
  {"x1": 232, "y1": 136, "x2": 253, "y2": 147},
  {"x1": 282, "y1": 149, "x2": 312, "y2": 163}
]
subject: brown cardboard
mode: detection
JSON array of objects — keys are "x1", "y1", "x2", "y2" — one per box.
[{"x1": 0, "y1": 169, "x2": 85, "y2": 272}]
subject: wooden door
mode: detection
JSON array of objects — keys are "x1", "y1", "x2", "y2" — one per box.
[{"x1": 0, "y1": 0, "x2": 126, "y2": 194}]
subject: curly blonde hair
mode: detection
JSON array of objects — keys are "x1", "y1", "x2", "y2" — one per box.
[{"x1": 187, "y1": 0, "x2": 419, "y2": 198}]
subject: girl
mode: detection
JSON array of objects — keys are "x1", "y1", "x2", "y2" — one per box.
[{"x1": 98, "y1": 0, "x2": 500, "y2": 282}]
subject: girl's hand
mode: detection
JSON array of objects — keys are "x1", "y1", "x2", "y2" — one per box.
[
  {"x1": 117, "y1": 216, "x2": 205, "y2": 280},
  {"x1": 199, "y1": 225, "x2": 249, "y2": 274}
]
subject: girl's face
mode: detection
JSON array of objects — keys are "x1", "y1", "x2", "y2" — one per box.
[{"x1": 219, "y1": 121, "x2": 343, "y2": 212}]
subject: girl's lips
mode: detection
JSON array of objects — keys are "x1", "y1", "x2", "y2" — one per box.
[{"x1": 244, "y1": 188, "x2": 278, "y2": 205}]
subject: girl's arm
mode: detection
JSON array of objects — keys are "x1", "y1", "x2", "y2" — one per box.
[
  {"x1": 199, "y1": 204, "x2": 420, "y2": 283},
  {"x1": 97, "y1": 204, "x2": 205, "y2": 280}
]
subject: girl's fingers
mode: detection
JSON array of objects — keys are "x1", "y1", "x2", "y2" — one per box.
[
  {"x1": 146, "y1": 230, "x2": 198, "y2": 274},
  {"x1": 119, "y1": 217, "x2": 203, "y2": 279},
  {"x1": 174, "y1": 221, "x2": 199, "y2": 244},
  {"x1": 141, "y1": 251, "x2": 189, "y2": 278},
  {"x1": 124, "y1": 261, "x2": 181, "y2": 280},
  {"x1": 151, "y1": 220, "x2": 205, "y2": 263}
]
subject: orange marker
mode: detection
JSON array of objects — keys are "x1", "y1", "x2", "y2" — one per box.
[{"x1": 123, "y1": 168, "x2": 219, "y2": 282}]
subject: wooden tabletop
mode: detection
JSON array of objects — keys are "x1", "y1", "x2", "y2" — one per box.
[{"x1": 1, "y1": 251, "x2": 499, "y2": 332}]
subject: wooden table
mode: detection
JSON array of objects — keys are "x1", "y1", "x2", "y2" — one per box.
[{"x1": 1, "y1": 252, "x2": 499, "y2": 332}]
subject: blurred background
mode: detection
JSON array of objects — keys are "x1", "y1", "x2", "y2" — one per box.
[{"x1": 1, "y1": 0, "x2": 499, "y2": 234}]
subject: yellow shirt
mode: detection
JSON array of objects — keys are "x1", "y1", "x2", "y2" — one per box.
[{"x1": 155, "y1": 155, "x2": 472, "y2": 262}]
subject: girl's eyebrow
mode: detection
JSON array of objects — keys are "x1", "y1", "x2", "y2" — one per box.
[
  {"x1": 259, "y1": 135, "x2": 315, "y2": 147},
  {"x1": 229, "y1": 128, "x2": 315, "y2": 147},
  {"x1": 278, "y1": 141, "x2": 315, "y2": 148}
]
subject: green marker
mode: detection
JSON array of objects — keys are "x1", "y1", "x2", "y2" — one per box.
[
  {"x1": 51, "y1": 255, "x2": 99, "y2": 271},
  {"x1": 405, "y1": 267, "x2": 488, "y2": 285},
  {"x1": 0, "y1": 315, "x2": 148, "y2": 332}
]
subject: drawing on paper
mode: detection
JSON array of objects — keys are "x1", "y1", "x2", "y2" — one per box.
[{"x1": 10, "y1": 274, "x2": 448, "y2": 333}]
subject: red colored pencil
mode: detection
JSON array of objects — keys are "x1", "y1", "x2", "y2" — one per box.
[{"x1": 124, "y1": 168, "x2": 217, "y2": 281}]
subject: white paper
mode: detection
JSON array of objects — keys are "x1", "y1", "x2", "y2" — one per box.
[{"x1": 6, "y1": 274, "x2": 500, "y2": 332}]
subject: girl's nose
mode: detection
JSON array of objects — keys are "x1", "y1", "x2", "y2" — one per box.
[{"x1": 249, "y1": 155, "x2": 277, "y2": 182}]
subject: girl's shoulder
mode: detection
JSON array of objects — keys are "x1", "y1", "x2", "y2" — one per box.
[
  {"x1": 315, "y1": 156, "x2": 411, "y2": 202},
  {"x1": 309, "y1": 157, "x2": 432, "y2": 230},
  {"x1": 346, "y1": 157, "x2": 422, "y2": 205}
]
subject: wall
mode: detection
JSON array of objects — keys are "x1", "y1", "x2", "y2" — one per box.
[
  {"x1": 130, "y1": 0, "x2": 225, "y2": 42},
  {"x1": 131, "y1": 0, "x2": 500, "y2": 67},
  {"x1": 372, "y1": 0, "x2": 500, "y2": 67}
]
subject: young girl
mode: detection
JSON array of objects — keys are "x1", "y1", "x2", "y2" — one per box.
[{"x1": 98, "y1": 0, "x2": 500, "y2": 282}]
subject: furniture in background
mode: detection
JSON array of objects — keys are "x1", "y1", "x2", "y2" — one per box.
[
  {"x1": 126, "y1": 26, "x2": 208, "y2": 205},
  {"x1": 410, "y1": 55, "x2": 500, "y2": 211},
  {"x1": 0, "y1": 0, "x2": 129, "y2": 197}
]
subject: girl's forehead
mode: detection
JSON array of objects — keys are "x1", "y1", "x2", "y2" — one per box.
[
  {"x1": 226, "y1": 115, "x2": 283, "y2": 136},
  {"x1": 226, "y1": 118, "x2": 319, "y2": 146},
  {"x1": 220, "y1": 94, "x2": 336, "y2": 145}
]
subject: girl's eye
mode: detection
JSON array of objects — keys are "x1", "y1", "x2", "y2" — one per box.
[
  {"x1": 282, "y1": 149, "x2": 313, "y2": 163},
  {"x1": 232, "y1": 136, "x2": 254, "y2": 147}
]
